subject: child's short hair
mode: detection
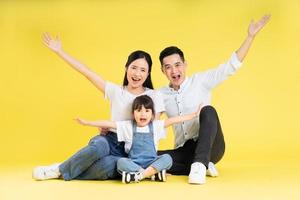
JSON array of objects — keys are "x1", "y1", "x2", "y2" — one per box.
[{"x1": 132, "y1": 95, "x2": 155, "y2": 115}]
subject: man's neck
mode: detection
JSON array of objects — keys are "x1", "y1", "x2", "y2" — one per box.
[
  {"x1": 169, "y1": 83, "x2": 181, "y2": 91},
  {"x1": 169, "y1": 77, "x2": 186, "y2": 91},
  {"x1": 171, "y1": 85, "x2": 180, "y2": 91}
]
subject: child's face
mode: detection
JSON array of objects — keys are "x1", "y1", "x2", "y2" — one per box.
[{"x1": 133, "y1": 105, "x2": 153, "y2": 127}]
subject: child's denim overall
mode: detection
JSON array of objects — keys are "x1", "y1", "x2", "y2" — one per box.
[{"x1": 117, "y1": 121, "x2": 172, "y2": 173}]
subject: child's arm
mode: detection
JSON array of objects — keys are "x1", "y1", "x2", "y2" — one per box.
[
  {"x1": 42, "y1": 33, "x2": 106, "y2": 93},
  {"x1": 164, "y1": 104, "x2": 203, "y2": 128},
  {"x1": 75, "y1": 118, "x2": 116, "y2": 129}
]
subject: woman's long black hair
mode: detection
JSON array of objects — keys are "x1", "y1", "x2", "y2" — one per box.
[{"x1": 122, "y1": 50, "x2": 153, "y2": 89}]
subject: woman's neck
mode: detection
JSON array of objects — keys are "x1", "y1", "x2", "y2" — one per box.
[{"x1": 126, "y1": 85, "x2": 145, "y2": 95}]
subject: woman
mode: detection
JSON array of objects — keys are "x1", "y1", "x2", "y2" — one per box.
[{"x1": 32, "y1": 33, "x2": 165, "y2": 181}]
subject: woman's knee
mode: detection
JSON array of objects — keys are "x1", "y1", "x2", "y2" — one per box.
[
  {"x1": 88, "y1": 136, "x2": 110, "y2": 156},
  {"x1": 85, "y1": 156, "x2": 119, "y2": 179}
]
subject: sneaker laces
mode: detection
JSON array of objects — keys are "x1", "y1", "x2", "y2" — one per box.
[{"x1": 191, "y1": 162, "x2": 202, "y2": 174}]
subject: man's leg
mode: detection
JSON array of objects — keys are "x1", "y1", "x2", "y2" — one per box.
[
  {"x1": 209, "y1": 113, "x2": 225, "y2": 164},
  {"x1": 193, "y1": 105, "x2": 225, "y2": 167},
  {"x1": 187, "y1": 106, "x2": 225, "y2": 184},
  {"x1": 158, "y1": 140, "x2": 195, "y2": 175}
]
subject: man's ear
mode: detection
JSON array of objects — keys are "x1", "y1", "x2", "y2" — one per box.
[
  {"x1": 184, "y1": 60, "x2": 188, "y2": 67},
  {"x1": 161, "y1": 65, "x2": 166, "y2": 74}
]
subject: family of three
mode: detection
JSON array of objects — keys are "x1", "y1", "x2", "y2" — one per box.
[{"x1": 33, "y1": 15, "x2": 270, "y2": 184}]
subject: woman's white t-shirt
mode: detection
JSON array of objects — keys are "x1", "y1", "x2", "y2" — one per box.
[{"x1": 105, "y1": 81, "x2": 165, "y2": 131}]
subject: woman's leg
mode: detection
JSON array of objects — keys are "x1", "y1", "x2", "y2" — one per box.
[
  {"x1": 59, "y1": 135, "x2": 110, "y2": 180},
  {"x1": 75, "y1": 155, "x2": 121, "y2": 180}
]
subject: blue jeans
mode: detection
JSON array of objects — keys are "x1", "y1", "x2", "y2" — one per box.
[
  {"x1": 59, "y1": 132, "x2": 127, "y2": 181},
  {"x1": 117, "y1": 154, "x2": 172, "y2": 173}
]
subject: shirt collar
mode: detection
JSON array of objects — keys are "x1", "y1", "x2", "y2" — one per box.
[{"x1": 168, "y1": 76, "x2": 189, "y2": 93}]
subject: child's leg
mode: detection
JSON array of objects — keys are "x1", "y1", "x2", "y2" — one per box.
[
  {"x1": 143, "y1": 166, "x2": 158, "y2": 178},
  {"x1": 117, "y1": 158, "x2": 143, "y2": 173},
  {"x1": 117, "y1": 158, "x2": 145, "y2": 183},
  {"x1": 144, "y1": 154, "x2": 173, "y2": 178}
]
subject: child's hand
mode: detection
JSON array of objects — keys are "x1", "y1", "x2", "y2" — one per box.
[
  {"x1": 195, "y1": 103, "x2": 204, "y2": 116},
  {"x1": 75, "y1": 118, "x2": 87, "y2": 126},
  {"x1": 42, "y1": 32, "x2": 62, "y2": 53}
]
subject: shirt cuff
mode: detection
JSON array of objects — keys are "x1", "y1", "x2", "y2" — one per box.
[{"x1": 230, "y1": 52, "x2": 242, "y2": 70}]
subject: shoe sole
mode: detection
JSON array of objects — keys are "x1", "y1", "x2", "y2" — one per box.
[
  {"x1": 188, "y1": 178, "x2": 206, "y2": 184},
  {"x1": 160, "y1": 170, "x2": 166, "y2": 182},
  {"x1": 122, "y1": 171, "x2": 127, "y2": 184}
]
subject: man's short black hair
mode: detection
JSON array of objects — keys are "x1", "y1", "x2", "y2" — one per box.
[{"x1": 159, "y1": 46, "x2": 185, "y2": 65}]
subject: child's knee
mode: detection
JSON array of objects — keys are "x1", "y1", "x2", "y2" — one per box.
[
  {"x1": 117, "y1": 158, "x2": 128, "y2": 169},
  {"x1": 161, "y1": 154, "x2": 173, "y2": 165}
]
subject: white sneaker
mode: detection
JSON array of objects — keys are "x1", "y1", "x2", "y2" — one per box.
[
  {"x1": 32, "y1": 163, "x2": 61, "y2": 180},
  {"x1": 206, "y1": 162, "x2": 219, "y2": 177},
  {"x1": 188, "y1": 162, "x2": 206, "y2": 184}
]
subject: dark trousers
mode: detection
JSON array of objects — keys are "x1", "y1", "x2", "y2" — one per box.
[{"x1": 158, "y1": 106, "x2": 225, "y2": 175}]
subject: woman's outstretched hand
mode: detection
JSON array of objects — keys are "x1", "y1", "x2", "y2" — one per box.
[
  {"x1": 42, "y1": 32, "x2": 62, "y2": 53},
  {"x1": 248, "y1": 14, "x2": 271, "y2": 38}
]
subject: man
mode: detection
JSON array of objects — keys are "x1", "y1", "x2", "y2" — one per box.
[{"x1": 158, "y1": 15, "x2": 270, "y2": 184}]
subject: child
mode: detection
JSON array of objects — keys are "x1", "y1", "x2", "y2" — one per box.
[{"x1": 76, "y1": 95, "x2": 202, "y2": 184}]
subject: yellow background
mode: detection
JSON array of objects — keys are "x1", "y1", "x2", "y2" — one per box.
[{"x1": 0, "y1": 1, "x2": 300, "y2": 199}]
